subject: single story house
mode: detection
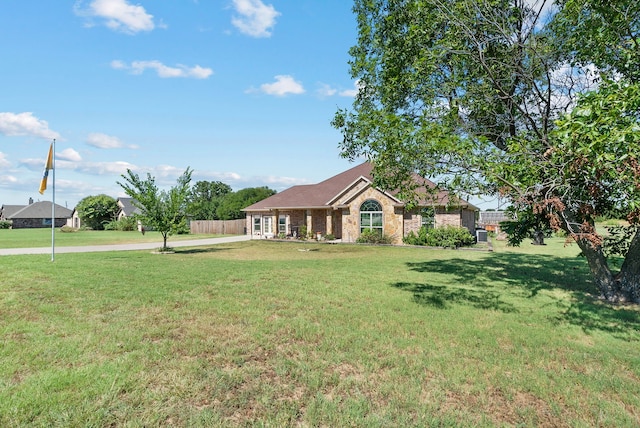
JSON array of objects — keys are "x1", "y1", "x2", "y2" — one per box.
[
  {"x1": 1, "y1": 200, "x2": 73, "y2": 229},
  {"x1": 67, "y1": 208, "x2": 81, "y2": 228},
  {"x1": 242, "y1": 162, "x2": 478, "y2": 244},
  {"x1": 116, "y1": 197, "x2": 141, "y2": 220},
  {"x1": 478, "y1": 211, "x2": 512, "y2": 234}
]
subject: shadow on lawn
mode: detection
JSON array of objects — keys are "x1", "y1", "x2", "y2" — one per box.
[
  {"x1": 394, "y1": 251, "x2": 640, "y2": 339},
  {"x1": 175, "y1": 246, "x2": 234, "y2": 255}
]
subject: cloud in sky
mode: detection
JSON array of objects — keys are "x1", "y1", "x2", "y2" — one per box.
[
  {"x1": 0, "y1": 112, "x2": 60, "y2": 140},
  {"x1": 258, "y1": 75, "x2": 305, "y2": 96},
  {"x1": 58, "y1": 148, "x2": 82, "y2": 162},
  {"x1": 317, "y1": 80, "x2": 361, "y2": 98},
  {"x1": 111, "y1": 60, "x2": 213, "y2": 79},
  {"x1": 0, "y1": 152, "x2": 11, "y2": 169},
  {"x1": 231, "y1": 0, "x2": 280, "y2": 38},
  {"x1": 86, "y1": 132, "x2": 138, "y2": 149},
  {"x1": 76, "y1": 0, "x2": 157, "y2": 34}
]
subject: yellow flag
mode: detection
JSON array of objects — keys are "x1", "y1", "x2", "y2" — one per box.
[{"x1": 38, "y1": 142, "x2": 54, "y2": 195}]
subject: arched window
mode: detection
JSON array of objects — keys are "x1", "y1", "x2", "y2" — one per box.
[{"x1": 360, "y1": 199, "x2": 383, "y2": 235}]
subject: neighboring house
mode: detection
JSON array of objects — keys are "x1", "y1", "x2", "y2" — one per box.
[
  {"x1": 66, "y1": 208, "x2": 82, "y2": 229},
  {"x1": 1, "y1": 200, "x2": 73, "y2": 229},
  {"x1": 117, "y1": 197, "x2": 145, "y2": 232},
  {"x1": 478, "y1": 211, "x2": 512, "y2": 234},
  {"x1": 117, "y1": 197, "x2": 141, "y2": 220},
  {"x1": 242, "y1": 162, "x2": 478, "y2": 244}
]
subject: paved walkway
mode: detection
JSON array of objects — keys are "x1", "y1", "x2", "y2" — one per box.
[{"x1": 0, "y1": 235, "x2": 252, "y2": 256}]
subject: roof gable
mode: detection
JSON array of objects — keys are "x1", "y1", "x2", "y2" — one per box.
[{"x1": 243, "y1": 161, "x2": 478, "y2": 211}]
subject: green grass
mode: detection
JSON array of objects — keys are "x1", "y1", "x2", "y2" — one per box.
[
  {"x1": 0, "y1": 228, "x2": 222, "y2": 249},
  {"x1": 1, "y1": 237, "x2": 639, "y2": 426}
]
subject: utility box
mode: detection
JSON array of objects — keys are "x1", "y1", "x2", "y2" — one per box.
[{"x1": 476, "y1": 229, "x2": 488, "y2": 242}]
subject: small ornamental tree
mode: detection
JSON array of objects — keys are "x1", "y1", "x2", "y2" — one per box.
[
  {"x1": 76, "y1": 194, "x2": 119, "y2": 230},
  {"x1": 118, "y1": 167, "x2": 193, "y2": 251}
]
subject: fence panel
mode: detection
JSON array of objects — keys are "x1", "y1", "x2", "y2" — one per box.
[{"x1": 190, "y1": 219, "x2": 246, "y2": 235}]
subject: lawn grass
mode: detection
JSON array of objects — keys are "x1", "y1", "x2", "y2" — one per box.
[
  {"x1": 1, "y1": 237, "x2": 639, "y2": 426},
  {"x1": 0, "y1": 228, "x2": 221, "y2": 249}
]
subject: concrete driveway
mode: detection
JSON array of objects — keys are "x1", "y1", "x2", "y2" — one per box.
[{"x1": 0, "y1": 235, "x2": 251, "y2": 256}]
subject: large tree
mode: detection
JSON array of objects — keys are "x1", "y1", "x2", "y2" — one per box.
[
  {"x1": 187, "y1": 180, "x2": 232, "y2": 220},
  {"x1": 333, "y1": 0, "x2": 640, "y2": 302},
  {"x1": 118, "y1": 168, "x2": 193, "y2": 251},
  {"x1": 216, "y1": 187, "x2": 276, "y2": 220},
  {"x1": 75, "y1": 194, "x2": 119, "y2": 230}
]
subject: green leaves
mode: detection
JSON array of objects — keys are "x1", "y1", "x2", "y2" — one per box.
[{"x1": 117, "y1": 168, "x2": 193, "y2": 250}]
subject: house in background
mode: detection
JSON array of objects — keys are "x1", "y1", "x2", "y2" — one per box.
[
  {"x1": 1, "y1": 199, "x2": 73, "y2": 229},
  {"x1": 242, "y1": 162, "x2": 478, "y2": 244},
  {"x1": 478, "y1": 211, "x2": 512, "y2": 234},
  {"x1": 116, "y1": 197, "x2": 141, "y2": 220},
  {"x1": 67, "y1": 208, "x2": 82, "y2": 228}
]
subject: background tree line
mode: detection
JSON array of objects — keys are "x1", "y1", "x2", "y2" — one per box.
[{"x1": 76, "y1": 176, "x2": 275, "y2": 230}]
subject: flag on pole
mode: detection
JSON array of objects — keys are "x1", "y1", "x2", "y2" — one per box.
[{"x1": 39, "y1": 142, "x2": 54, "y2": 195}]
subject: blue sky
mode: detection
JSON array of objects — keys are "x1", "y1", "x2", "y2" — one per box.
[{"x1": 1, "y1": 0, "x2": 364, "y2": 208}]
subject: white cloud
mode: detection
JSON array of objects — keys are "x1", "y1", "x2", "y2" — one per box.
[
  {"x1": 111, "y1": 60, "x2": 213, "y2": 79},
  {"x1": 258, "y1": 75, "x2": 305, "y2": 96},
  {"x1": 340, "y1": 80, "x2": 363, "y2": 97},
  {"x1": 76, "y1": 160, "x2": 138, "y2": 175},
  {"x1": 231, "y1": 0, "x2": 280, "y2": 38},
  {"x1": 0, "y1": 174, "x2": 18, "y2": 185},
  {"x1": 76, "y1": 0, "x2": 156, "y2": 34},
  {"x1": 86, "y1": 132, "x2": 139, "y2": 149},
  {"x1": 58, "y1": 148, "x2": 82, "y2": 162},
  {"x1": 317, "y1": 84, "x2": 338, "y2": 98},
  {"x1": 316, "y1": 81, "x2": 361, "y2": 98},
  {"x1": 0, "y1": 112, "x2": 60, "y2": 140},
  {"x1": 0, "y1": 152, "x2": 10, "y2": 169}
]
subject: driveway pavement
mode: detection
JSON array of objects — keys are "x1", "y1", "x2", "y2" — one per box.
[{"x1": 0, "y1": 235, "x2": 252, "y2": 256}]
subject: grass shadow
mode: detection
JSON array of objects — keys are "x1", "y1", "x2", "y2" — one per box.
[
  {"x1": 175, "y1": 246, "x2": 234, "y2": 255},
  {"x1": 393, "y1": 281, "x2": 518, "y2": 312},
  {"x1": 396, "y1": 251, "x2": 640, "y2": 339}
]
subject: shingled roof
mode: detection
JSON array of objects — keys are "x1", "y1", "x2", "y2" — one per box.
[
  {"x1": 5, "y1": 201, "x2": 72, "y2": 219},
  {"x1": 243, "y1": 162, "x2": 477, "y2": 211}
]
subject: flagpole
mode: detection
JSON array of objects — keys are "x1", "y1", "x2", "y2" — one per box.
[{"x1": 51, "y1": 138, "x2": 56, "y2": 262}]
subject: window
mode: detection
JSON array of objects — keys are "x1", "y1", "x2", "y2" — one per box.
[
  {"x1": 278, "y1": 215, "x2": 287, "y2": 234},
  {"x1": 253, "y1": 216, "x2": 261, "y2": 234},
  {"x1": 263, "y1": 216, "x2": 273, "y2": 235},
  {"x1": 421, "y1": 207, "x2": 435, "y2": 229},
  {"x1": 360, "y1": 199, "x2": 383, "y2": 235}
]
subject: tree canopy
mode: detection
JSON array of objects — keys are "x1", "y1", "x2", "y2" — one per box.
[
  {"x1": 75, "y1": 194, "x2": 119, "y2": 230},
  {"x1": 333, "y1": 0, "x2": 640, "y2": 302},
  {"x1": 216, "y1": 187, "x2": 276, "y2": 220},
  {"x1": 118, "y1": 168, "x2": 193, "y2": 251},
  {"x1": 187, "y1": 180, "x2": 232, "y2": 220}
]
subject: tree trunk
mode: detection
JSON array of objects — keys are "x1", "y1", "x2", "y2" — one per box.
[
  {"x1": 616, "y1": 230, "x2": 640, "y2": 303},
  {"x1": 532, "y1": 230, "x2": 545, "y2": 245},
  {"x1": 575, "y1": 238, "x2": 619, "y2": 302},
  {"x1": 162, "y1": 232, "x2": 169, "y2": 251}
]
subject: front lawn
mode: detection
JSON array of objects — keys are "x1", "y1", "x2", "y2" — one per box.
[
  {"x1": 0, "y1": 228, "x2": 221, "y2": 249},
  {"x1": 1, "y1": 238, "x2": 638, "y2": 426}
]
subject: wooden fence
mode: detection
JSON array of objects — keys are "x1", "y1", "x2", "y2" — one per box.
[{"x1": 190, "y1": 219, "x2": 246, "y2": 235}]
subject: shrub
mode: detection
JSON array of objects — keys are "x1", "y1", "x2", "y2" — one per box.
[
  {"x1": 0, "y1": 220, "x2": 12, "y2": 229},
  {"x1": 324, "y1": 233, "x2": 335, "y2": 241},
  {"x1": 356, "y1": 229, "x2": 393, "y2": 245},
  {"x1": 404, "y1": 226, "x2": 474, "y2": 248},
  {"x1": 104, "y1": 217, "x2": 137, "y2": 231},
  {"x1": 60, "y1": 225, "x2": 78, "y2": 233}
]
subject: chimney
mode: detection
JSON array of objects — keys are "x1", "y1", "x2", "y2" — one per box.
[{"x1": 29, "y1": 197, "x2": 34, "y2": 205}]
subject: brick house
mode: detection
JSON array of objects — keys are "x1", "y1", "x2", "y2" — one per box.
[
  {"x1": 1, "y1": 200, "x2": 73, "y2": 229},
  {"x1": 242, "y1": 162, "x2": 478, "y2": 244}
]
